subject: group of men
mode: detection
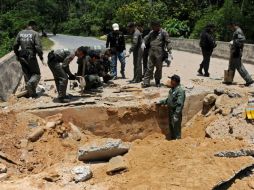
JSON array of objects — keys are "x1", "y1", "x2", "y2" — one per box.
[
  {"x1": 14, "y1": 21, "x2": 114, "y2": 103},
  {"x1": 14, "y1": 19, "x2": 252, "y2": 140},
  {"x1": 106, "y1": 21, "x2": 173, "y2": 88},
  {"x1": 198, "y1": 21, "x2": 254, "y2": 86}
]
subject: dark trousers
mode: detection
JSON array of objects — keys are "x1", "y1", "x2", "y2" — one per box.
[
  {"x1": 169, "y1": 111, "x2": 182, "y2": 140},
  {"x1": 228, "y1": 53, "x2": 253, "y2": 83},
  {"x1": 48, "y1": 59, "x2": 68, "y2": 98},
  {"x1": 143, "y1": 48, "x2": 149, "y2": 76},
  {"x1": 199, "y1": 49, "x2": 213, "y2": 74},
  {"x1": 20, "y1": 56, "x2": 41, "y2": 97},
  {"x1": 132, "y1": 48, "x2": 143, "y2": 82},
  {"x1": 143, "y1": 49, "x2": 163, "y2": 85}
]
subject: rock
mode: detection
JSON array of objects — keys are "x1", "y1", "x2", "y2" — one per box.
[
  {"x1": 185, "y1": 83, "x2": 194, "y2": 90},
  {"x1": 202, "y1": 94, "x2": 217, "y2": 115},
  {"x1": 28, "y1": 127, "x2": 45, "y2": 142},
  {"x1": 214, "y1": 149, "x2": 254, "y2": 158},
  {"x1": 46, "y1": 114, "x2": 63, "y2": 125},
  {"x1": 203, "y1": 94, "x2": 218, "y2": 105},
  {"x1": 0, "y1": 163, "x2": 7, "y2": 173},
  {"x1": 232, "y1": 107, "x2": 244, "y2": 117},
  {"x1": 0, "y1": 173, "x2": 8, "y2": 181},
  {"x1": 69, "y1": 122, "x2": 82, "y2": 141},
  {"x1": 71, "y1": 165, "x2": 92, "y2": 183},
  {"x1": 45, "y1": 121, "x2": 56, "y2": 129},
  {"x1": 20, "y1": 139, "x2": 28, "y2": 149},
  {"x1": 78, "y1": 138, "x2": 130, "y2": 161},
  {"x1": 107, "y1": 156, "x2": 128, "y2": 175},
  {"x1": 43, "y1": 172, "x2": 60, "y2": 182},
  {"x1": 27, "y1": 144, "x2": 34, "y2": 152},
  {"x1": 227, "y1": 92, "x2": 241, "y2": 98},
  {"x1": 214, "y1": 88, "x2": 225, "y2": 96},
  {"x1": 215, "y1": 94, "x2": 229, "y2": 109}
]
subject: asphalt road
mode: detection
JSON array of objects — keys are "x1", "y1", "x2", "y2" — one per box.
[
  {"x1": 42, "y1": 34, "x2": 254, "y2": 88},
  {"x1": 50, "y1": 34, "x2": 106, "y2": 49}
]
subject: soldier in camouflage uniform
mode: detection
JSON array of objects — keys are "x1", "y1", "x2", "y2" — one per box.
[
  {"x1": 13, "y1": 21, "x2": 45, "y2": 98},
  {"x1": 142, "y1": 21, "x2": 172, "y2": 88},
  {"x1": 47, "y1": 48, "x2": 78, "y2": 102},
  {"x1": 157, "y1": 75, "x2": 185, "y2": 140},
  {"x1": 127, "y1": 22, "x2": 143, "y2": 83},
  {"x1": 228, "y1": 22, "x2": 253, "y2": 86}
]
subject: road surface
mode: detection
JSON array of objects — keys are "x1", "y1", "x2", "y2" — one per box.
[{"x1": 40, "y1": 34, "x2": 254, "y2": 88}]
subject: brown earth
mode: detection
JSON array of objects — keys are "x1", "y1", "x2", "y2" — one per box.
[{"x1": 1, "y1": 47, "x2": 254, "y2": 189}]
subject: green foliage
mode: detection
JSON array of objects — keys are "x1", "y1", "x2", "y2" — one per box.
[
  {"x1": 1, "y1": 0, "x2": 254, "y2": 57},
  {"x1": 41, "y1": 37, "x2": 54, "y2": 51},
  {"x1": 0, "y1": 32, "x2": 14, "y2": 58},
  {"x1": 115, "y1": 0, "x2": 167, "y2": 28},
  {"x1": 163, "y1": 19, "x2": 190, "y2": 37},
  {"x1": 191, "y1": 0, "x2": 254, "y2": 42}
]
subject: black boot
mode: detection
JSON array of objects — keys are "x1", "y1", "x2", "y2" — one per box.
[
  {"x1": 156, "y1": 80, "x2": 161, "y2": 87},
  {"x1": 204, "y1": 73, "x2": 210, "y2": 77},
  {"x1": 197, "y1": 68, "x2": 203, "y2": 76}
]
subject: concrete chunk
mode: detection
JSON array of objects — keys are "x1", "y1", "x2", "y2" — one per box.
[
  {"x1": 215, "y1": 149, "x2": 254, "y2": 158},
  {"x1": 0, "y1": 163, "x2": 7, "y2": 174},
  {"x1": 71, "y1": 165, "x2": 92, "y2": 183},
  {"x1": 107, "y1": 156, "x2": 128, "y2": 175},
  {"x1": 78, "y1": 138, "x2": 130, "y2": 161},
  {"x1": 28, "y1": 127, "x2": 45, "y2": 142}
]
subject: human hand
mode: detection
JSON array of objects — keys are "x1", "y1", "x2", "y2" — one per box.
[
  {"x1": 141, "y1": 43, "x2": 146, "y2": 50},
  {"x1": 173, "y1": 115, "x2": 179, "y2": 122}
]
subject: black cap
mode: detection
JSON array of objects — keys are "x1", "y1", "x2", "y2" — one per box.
[
  {"x1": 77, "y1": 46, "x2": 90, "y2": 55},
  {"x1": 206, "y1": 23, "x2": 215, "y2": 28},
  {"x1": 88, "y1": 50, "x2": 100, "y2": 59},
  {"x1": 127, "y1": 22, "x2": 136, "y2": 28},
  {"x1": 28, "y1": 20, "x2": 37, "y2": 27},
  {"x1": 151, "y1": 20, "x2": 161, "y2": 27},
  {"x1": 168, "y1": 74, "x2": 181, "y2": 83}
]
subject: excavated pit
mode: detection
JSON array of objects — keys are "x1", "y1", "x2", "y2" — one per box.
[{"x1": 32, "y1": 93, "x2": 206, "y2": 141}]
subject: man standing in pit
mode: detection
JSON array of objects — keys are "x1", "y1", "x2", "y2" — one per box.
[
  {"x1": 227, "y1": 22, "x2": 254, "y2": 86},
  {"x1": 156, "y1": 75, "x2": 185, "y2": 140},
  {"x1": 13, "y1": 20, "x2": 45, "y2": 98},
  {"x1": 106, "y1": 23, "x2": 127, "y2": 79},
  {"x1": 142, "y1": 21, "x2": 172, "y2": 88},
  {"x1": 127, "y1": 22, "x2": 143, "y2": 83},
  {"x1": 198, "y1": 24, "x2": 217, "y2": 77},
  {"x1": 47, "y1": 48, "x2": 81, "y2": 103}
]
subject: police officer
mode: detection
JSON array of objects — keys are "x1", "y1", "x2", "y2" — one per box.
[
  {"x1": 106, "y1": 23, "x2": 126, "y2": 79},
  {"x1": 156, "y1": 75, "x2": 185, "y2": 140},
  {"x1": 47, "y1": 48, "x2": 77, "y2": 103},
  {"x1": 142, "y1": 21, "x2": 172, "y2": 88},
  {"x1": 228, "y1": 22, "x2": 254, "y2": 86},
  {"x1": 198, "y1": 24, "x2": 217, "y2": 77},
  {"x1": 85, "y1": 50, "x2": 103, "y2": 90},
  {"x1": 127, "y1": 22, "x2": 143, "y2": 83},
  {"x1": 137, "y1": 24, "x2": 150, "y2": 77},
  {"x1": 13, "y1": 20, "x2": 45, "y2": 98}
]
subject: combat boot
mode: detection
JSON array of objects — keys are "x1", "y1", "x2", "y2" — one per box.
[
  {"x1": 197, "y1": 68, "x2": 203, "y2": 76},
  {"x1": 156, "y1": 80, "x2": 161, "y2": 87},
  {"x1": 121, "y1": 71, "x2": 126, "y2": 79}
]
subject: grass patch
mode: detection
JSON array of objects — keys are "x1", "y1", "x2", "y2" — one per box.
[{"x1": 41, "y1": 37, "x2": 54, "y2": 50}]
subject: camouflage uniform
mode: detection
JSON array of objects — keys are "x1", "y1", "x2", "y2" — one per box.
[
  {"x1": 229, "y1": 27, "x2": 253, "y2": 84},
  {"x1": 13, "y1": 28, "x2": 43, "y2": 97},
  {"x1": 143, "y1": 29, "x2": 172, "y2": 85},
  {"x1": 129, "y1": 28, "x2": 143, "y2": 82},
  {"x1": 160, "y1": 85, "x2": 186, "y2": 140},
  {"x1": 77, "y1": 56, "x2": 102, "y2": 90},
  {"x1": 47, "y1": 49, "x2": 75, "y2": 98}
]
